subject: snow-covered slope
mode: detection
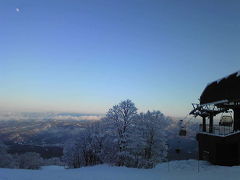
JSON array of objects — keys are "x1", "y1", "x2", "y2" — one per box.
[{"x1": 0, "y1": 160, "x2": 238, "y2": 180}]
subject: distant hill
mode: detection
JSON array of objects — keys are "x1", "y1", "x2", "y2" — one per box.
[
  {"x1": 0, "y1": 113, "x2": 199, "y2": 160},
  {"x1": 0, "y1": 119, "x2": 93, "y2": 145}
]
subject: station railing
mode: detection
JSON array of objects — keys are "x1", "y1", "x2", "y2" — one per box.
[{"x1": 199, "y1": 124, "x2": 234, "y2": 135}]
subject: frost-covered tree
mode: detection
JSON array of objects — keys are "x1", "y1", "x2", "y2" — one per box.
[
  {"x1": 16, "y1": 152, "x2": 42, "y2": 169},
  {"x1": 129, "y1": 111, "x2": 169, "y2": 168},
  {"x1": 42, "y1": 157, "x2": 63, "y2": 166},
  {"x1": 64, "y1": 100, "x2": 170, "y2": 169},
  {"x1": 0, "y1": 142, "x2": 16, "y2": 168},
  {"x1": 63, "y1": 121, "x2": 107, "y2": 168},
  {"x1": 63, "y1": 140, "x2": 82, "y2": 168},
  {"x1": 105, "y1": 99, "x2": 138, "y2": 166}
]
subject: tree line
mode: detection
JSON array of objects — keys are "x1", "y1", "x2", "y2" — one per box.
[
  {"x1": 0, "y1": 99, "x2": 172, "y2": 169},
  {"x1": 63, "y1": 99, "x2": 171, "y2": 168}
]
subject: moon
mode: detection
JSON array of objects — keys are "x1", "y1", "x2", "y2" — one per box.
[{"x1": 16, "y1": 8, "x2": 20, "y2": 12}]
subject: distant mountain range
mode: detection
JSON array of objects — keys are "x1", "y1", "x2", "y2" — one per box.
[
  {"x1": 0, "y1": 112, "x2": 199, "y2": 160},
  {"x1": 0, "y1": 119, "x2": 93, "y2": 145},
  {"x1": 0, "y1": 111, "x2": 104, "y2": 121},
  {"x1": 0, "y1": 117, "x2": 96, "y2": 159}
]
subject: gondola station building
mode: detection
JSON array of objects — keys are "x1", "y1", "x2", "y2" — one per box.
[{"x1": 190, "y1": 71, "x2": 240, "y2": 166}]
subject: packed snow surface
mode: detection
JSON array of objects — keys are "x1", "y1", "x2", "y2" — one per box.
[{"x1": 0, "y1": 160, "x2": 239, "y2": 180}]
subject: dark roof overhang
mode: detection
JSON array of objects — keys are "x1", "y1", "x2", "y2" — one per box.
[{"x1": 200, "y1": 71, "x2": 240, "y2": 105}]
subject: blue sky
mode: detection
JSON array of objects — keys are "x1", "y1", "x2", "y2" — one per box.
[{"x1": 0, "y1": 0, "x2": 240, "y2": 117}]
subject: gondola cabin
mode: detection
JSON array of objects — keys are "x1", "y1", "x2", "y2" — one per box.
[
  {"x1": 219, "y1": 115, "x2": 233, "y2": 126},
  {"x1": 179, "y1": 129, "x2": 187, "y2": 136},
  {"x1": 190, "y1": 70, "x2": 240, "y2": 166},
  {"x1": 178, "y1": 120, "x2": 187, "y2": 136}
]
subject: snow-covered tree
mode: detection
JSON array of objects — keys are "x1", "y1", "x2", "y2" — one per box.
[
  {"x1": 42, "y1": 157, "x2": 63, "y2": 166},
  {"x1": 0, "y1": 142, "x2": 16, "y2": 168},
  {"x1": 16, "y1": 152, "x2": 42, "y2": 169},
  {"x1": 64, "y1": 100, "x2": 170, "y2": 169},
  {"x1": 63, "y1": 140, "x2": 82, "y2": 168},
  {"x1": 105, "y1": 99, "x2": 137, "y2": 166},
  {"x1": 63, "y1": 121, "x2": 107, "y2": 168},
  {"x1": 129, "y1": 111, "x2": 169, "y2": 168}
]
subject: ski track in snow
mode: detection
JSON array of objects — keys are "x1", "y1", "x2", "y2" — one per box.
[{"x1": 0, "y1": 160, "x2": 239, "y2": 180}]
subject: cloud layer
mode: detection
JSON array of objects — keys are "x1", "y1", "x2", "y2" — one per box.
[{"x1": 0, "y1": 112, "x2": 103, "y2": 121}]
